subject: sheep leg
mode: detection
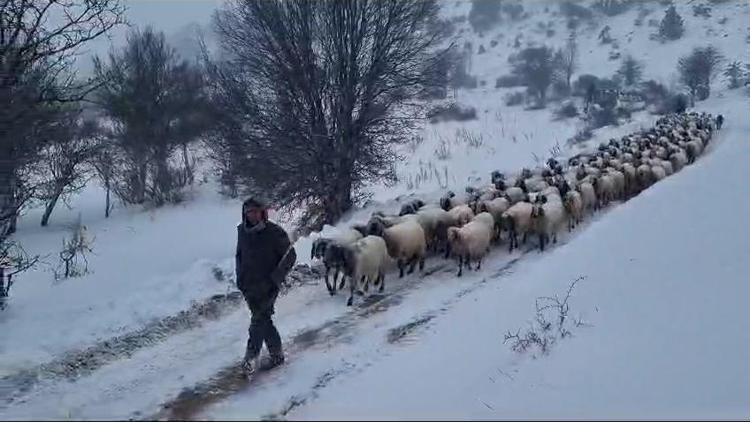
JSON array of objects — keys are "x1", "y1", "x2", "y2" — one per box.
[
  {"x1": 338, "y1": 272, "x2": 346, "y2": 290},
  {"x1": 331, "y1": 268, "x2": 340, "y2": 294},
  {"x1": 408, "y1": 256, "x2": 417, "y2": 274},
  {"x1": 539, "y1": 233, "x2": 545, "y2": 252},
  {"x1": 508, "y1": 231, "x2": 516, "y2": 253},
  {"x1": 347, "y1": 278, "x2": 356, "y2": 307},
  {"x1": 553, "y1": 232, "x2": 558, "y2": 244},
  {"x1": 378, "y1": 272, "x2": 385, "y2": 293},
  {"x1": 363, "y1": 275, "x2": 370, "y2": 293},
  {"x1": 356, "y1": 276, "x2": 366, "y2": 296},
  {"x1": 418, "y1": 255, "x2": 425, "y2": 271},
  {"x1": 457, "y1": 255, "x2": 463, "y2": 277},
  {"x1": 444, "y1": 243, "x2": 451, "y2": 259},
  {"x1": 324, "y1": 266, "x2": 334, "y2": 295},
  {"x1": 398, "y1": 259, "x2": 405, "y2": 278},
  {"x1": 476, "y1": 257, "x2": 481, "y2": 271}
]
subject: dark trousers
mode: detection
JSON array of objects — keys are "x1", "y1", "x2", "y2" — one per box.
[{"x1": 243, "y1": 289, "x2": 282, "y2": 360}]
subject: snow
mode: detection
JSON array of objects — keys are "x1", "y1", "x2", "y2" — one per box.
[
  {"x1": 204, "y1": 91, "x2": 750, "y2": 420},
  {"x1": 3, "y1": 0, "x2": 750, "y2": 419}
]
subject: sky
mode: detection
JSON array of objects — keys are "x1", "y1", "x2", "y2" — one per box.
[{"x1": 75, "y1": 0, "x2": 224, "y2": 76}]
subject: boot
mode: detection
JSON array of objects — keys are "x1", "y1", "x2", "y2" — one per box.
[{"x1": 261, "y1": 352, "x2": 285, "y2": 370}]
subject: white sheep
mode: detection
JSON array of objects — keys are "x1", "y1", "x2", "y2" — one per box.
[
  {"x1": 621, "y1": 163, "x2": 638, "y2": 197},
  {"x1": 368, "y1": 218, "x2": 427, "y2": 278},
  {"x1": 446, "y1": 212, "x2": 494, "y2": 276},
  {"x1": 503, "y1": 186, "x2": 527, "y2": 205},
  {"x1": 670, "y1": 150, "x2": 688, "y2": 173},
  {"x1": 592, "y1": 174, "x2": 616, "y2": 208},
  {"x1": 478, "y1": 197, "x2": 510, "y2": 240},
  {"x1": 531, "y1": 197, "x2": 567, "y2": 252},
  {"x1": 501, "y1": 201, "x2": 534, "y2": 253},
  {"x1": 339, "y1": 235, "x2": 390, "y2": 307},
  {"x1": 637, "y1": 164, "x2": 653, "y2": 191},
  {"x1": 563, "y1": 190, "x2": 583, "y2": 231},
  {"x1": 651, "y1": 163, "x2": 667, "y2": 182},
  {"x1": 447, "y1": 204, "x2": 475, "y2": 227},
  {"x1": 577, "y1": 181, "x2": 597, "y2": 216}
]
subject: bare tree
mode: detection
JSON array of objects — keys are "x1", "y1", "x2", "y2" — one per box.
[
  {"x1": 208, "y1": 0, "x2": 448, "y2": 229},
  {"x1": 554, "y1": 31, "x2": 578, "y2": 91},
  {"x1": 511, "y1": 46, "x2": 555, "y2": 107},
  {"x1": 94, "y1": 26, "x2": 212, "y2": 206},
  {"x1": 1, "y1": 0, "x2": 125, "y2": 238},
  {"x1": 677, "y1": 45, "x2": 723, "y2": 101},
  {"x1": 34, "y1": 114, "x2": 100, "y2": 226}
]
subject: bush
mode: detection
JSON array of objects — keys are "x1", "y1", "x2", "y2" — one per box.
[
  {"x1": 504, "y1": 91, "x2": 525, "y2": 106},
  {"x1": 593, "y1": 0, "x2": 632, "y2": 16},
  {"x1": 469, "y1": 0, "x2": 503, "y2": 33},
  {"x1": 554, "y1": 101, "x2": 578, "y2": 120},
  {"x1": 559, "y1": 2, "x2": 594, "y2": 20},
  {"x1": 572, "y1": 74, "x2": 599, "y2": 97},
  {"x1": 616, "y1": 55, "x2": 644, "y2": 87},
  {"x1": 677, "y1": 45, "x2": 723, "y2": 100},
  {"x1": 496, "y1": 74, "x2": 525, "y2": 88},
  {"x1": 478, "y1": 44, "x2": 486, "y2": 54},
  {"x1": 723, "y1": 61, "x2": 745, "y2": 89},
  {"x1": 692, "y1": 4, "x2": 711, "y2": 17},
  {"x1": 550, "y1": 80, "x2": 572, "y2": 100},
  {"x1": 511, "y1": 46, "x2": 556, "y2": 106},
  {"x1": 659, "y1": 5, "x2": 685, "y2": 41},
  {"x1": 502, "y1": 2, "x2": 525, "y2": 20},
  {"x1": 490, "y1": 39, "x2": 499, "y2": 48},
  {"x1": 587, "y1": 103, "x2": 618, "y2": 129},
  {"x1": 426, "y1": 103, "x2": 478, "y2": 123}
]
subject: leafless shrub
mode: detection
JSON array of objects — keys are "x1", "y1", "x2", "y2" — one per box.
[
  {"x1": 456, "y1": 128, "x2": 484, "y2": 149},
  {"x1": 434, "y1": 138, "x2": 452, "y2": 161},
  {"x1": 504, "y1": 276, "x2": 587, "y2": 356}
]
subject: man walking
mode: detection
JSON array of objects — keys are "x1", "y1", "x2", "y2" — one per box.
[{"x1": 235, "y1": 197, "x2": 296, "y2": 376}]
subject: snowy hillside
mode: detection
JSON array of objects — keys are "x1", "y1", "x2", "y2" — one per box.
[{"x1": 2, "y1": 0, "x2": 750, "y2": 419}]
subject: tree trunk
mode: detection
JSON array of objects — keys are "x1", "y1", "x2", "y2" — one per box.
[
  {"x1": 105, "y1": 180, "x2": 111, "y2": 218},
  {"x1": 40, "y1": 188, "x2": 63, "y2": 227}
]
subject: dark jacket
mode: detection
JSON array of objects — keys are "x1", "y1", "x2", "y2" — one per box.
[{"x1": 235, "y1": 220, "x2": 297, "y2": 299}]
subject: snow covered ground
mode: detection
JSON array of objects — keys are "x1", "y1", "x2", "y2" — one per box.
[
  {"x1": 203, "y1": 91, "x2": 750, "y2": 420},
  {"x1": 2, "y1": 0, "x2": 750, "y2": 419}
]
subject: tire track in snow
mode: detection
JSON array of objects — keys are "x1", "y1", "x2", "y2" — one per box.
[
  {"x1": 0, "y1": 265, "x2": 323, "y2": 406},
  {"x1": 152, "y1": 250, "x2": 532, "y2": 421}
]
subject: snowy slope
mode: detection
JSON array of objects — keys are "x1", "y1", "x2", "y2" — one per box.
[
  {"x1": 2, "y1": 0, "x2": 750, "y2": 418},
  {"x1": 202, "y1": 91, "x2": 750, "y2": 420}
]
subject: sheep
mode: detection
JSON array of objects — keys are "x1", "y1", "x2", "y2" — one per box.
[
  {"x1": 412, "y1": 207, "x2": 454, "y2": 254},
  {"x1": 621, "y1": 163, "x2": 638, "y2": 197},
  {"x1": 531, "y1": 196, "x2": 567, "y2": 252},
  {"x1": 310, "y1": 228, "x2": 364, "y2": 295},
  {"x1": 439, "y1": 190, "x2": 468, "y2": 211},
  {"x1": 367, "y1": 218, "x2": 426, "y2": 278},
  {"x1": 478, "y1": 197, "x2": 510, "y2": 240},
  {"x1": 607, "y1": 169, "x2": 626, "y2": 201},
  {"x1": 651, "y1": 163, "x2": 667, "y2": 182},
  {"x1": 637, "y1": 164, "x2": 653, "y2": 191},
  {"x1": 500, "y1": 201, "x2": 534, "y2": 253},
  {"x1": 337, "y1": 235, "x2": 390, "y2": 307},
  {"x1": 685, "y1": 139, "x2": 704, "y2": 164},
  {"x1": 670, "y1": 150, "x2": 688, "y2": 173},
  {"x1": 398, "y1": 199, "x2": 426, "y2": 216},
  {"x1": 447, "y1": 204, "x2": 474, "y2": 227},
  {"x1": 577, "y1": 181, "x2": 597, "y2": 216},
  {"x1": 563, "y1": 190, "x2": 583, "y2": 231},
  {"x1": 592, "y1": 175, "x2": 616, "y2": 208},
  {"x1": 658, "y1": 159, "x2": 674, "y2": 176},
  {"x1": 446, "y1": 212, "x2": 494, "y2": 276},
  {"x1": 521, "y1": 177, "x2": 549, "y2": 193},
  {"x1": 503, "y1": 186, "x2": 527, "y2": 205}
]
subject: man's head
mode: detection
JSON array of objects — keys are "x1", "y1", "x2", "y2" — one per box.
[{"x1": 242, "y1": 196, "x2": 269, "y2": 226}]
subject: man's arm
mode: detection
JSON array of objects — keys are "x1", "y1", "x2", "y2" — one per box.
[
  {"x1": 235, "y1": 226, "x2": 242, "y2": 286},
  {"x1": 270, "y1": 228, "x2": 296, "y2": 286}
]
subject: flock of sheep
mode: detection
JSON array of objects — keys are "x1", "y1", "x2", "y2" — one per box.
[{"x1": 311, "y1": 111, "x2": 721, "y2": 306}]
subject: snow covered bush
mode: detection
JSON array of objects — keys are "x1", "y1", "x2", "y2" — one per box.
[
  {"x1": 426, "y1": 103, "x2": 477, "y2": 123},
  {"x1": 658, "y1": 5, "x2": 685, "y2": 41}
]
